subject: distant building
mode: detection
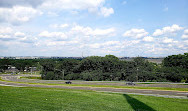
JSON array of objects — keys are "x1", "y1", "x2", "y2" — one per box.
[
  {"x1": 119, "y1": 57, "x2": 164, "y2": 64},
  {"x1": 5, "y1": 65, "x2": 19, "y2": 73}
]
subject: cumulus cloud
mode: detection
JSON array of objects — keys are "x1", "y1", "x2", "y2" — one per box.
[
  {"x1": 0, "y1": 0, "x2": 113, "y2": 25},
  {"x1": 50, "y1": 24, "x2": 69, "y2": 29},
  {"x1": 123, "y1": 28, "x2": 148, "y2": 39},
  {"x1": 39, "y1": 0, "x2": 113, "y2": 17},
  {"x1": 0, "y1": 27, "x2": 33, "y2": 42},
  {"x1": 71, "y1": 25, "x2": 115, "y2": 37},
  {"x1": 0, "y1": 6, "x2": 42, "y2": 25},
  {"x1": 0, "y1": 0, "x2": 44, "y2": 8},
  {"x1": 100, "y1": 7, "x2": 114, "y2": 17},
  {"x1": 19, "y1": 36, "x2": 37, "y2": 43},
  {"x1": 39, "y1": 31, "x2": 68, "y2": 41},
  {"x1": 162, "y1": 37, "x2": 177, "y2": 44},
  {"x1": 153, "y1": 24, "x2": 183, "y2": 36},
  {"x1": 1, "y1": 22, "x2": 187, "y2": 57},
  {"x1": 0, "y1": 35, "x2": 12, "y2": 40},
  {"x1": 14, "y1": 32, "x2": 25, "y2": 37},
  {"x1": 182, "y1": 29, "x2": 188, "y2": 39},
  {"x1": 40, "y1": 0, "x2": 105, "y2": 10},
  {"x1": 92, "y1": 28, "x2": 115, "y2": 36},
  {"x1": 42, "y1": 40, "x2": 78, "y2": 47},
  {"x1": 143, "y1": 36, "x2": 154, "y2": 42},
  {"x1": 87, "y1": 41, "x2": 120, "y2": 50},
  {"x1": 0, "y1": 27, "x2": 14, "y2": 41},
  {"x1": 0, "y1": 27, "x2": 13, "y2": 34}
]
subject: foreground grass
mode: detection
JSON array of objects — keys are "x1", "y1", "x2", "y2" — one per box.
[
  {"x1": 0, "y1": 86, "x2": 188, "y2": 111},
  {"x1": 0, "y1": 77, "x2": 188, "y2": 92}
]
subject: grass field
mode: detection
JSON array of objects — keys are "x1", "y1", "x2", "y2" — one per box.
[
  {"x1": 0, "y1": 71, "x2": 41, "y2": 75},
  {"x1": 20, "y1": 76, "x2": 42, "y2": 79},
  {"x1": 0, "y1": 86, "x2": 188, "y2": 111},
  {"x1": 1, "y1": 76, "x2": 188, "y2": 92}
]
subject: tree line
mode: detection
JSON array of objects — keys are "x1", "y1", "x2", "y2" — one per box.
[{"x1": 0, "y1": 53, "x2": 187, "y2": 82}]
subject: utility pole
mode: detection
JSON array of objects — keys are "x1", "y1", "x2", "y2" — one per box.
[
  {"x1": 135, "y1": 59, "x2": 139, "y2": 82},
  {"x1": 82, "y1": 52, "x2": 84, "y2": 58},
  {"x1": 30, "y1": 67, "x2": 32, "y2": 75},
  {"x1": 136, "y1": 67, "x2": 138, "y2": 82},
  {"x1": 62, "y1": 69, "x2": 64, "y2": 80}
]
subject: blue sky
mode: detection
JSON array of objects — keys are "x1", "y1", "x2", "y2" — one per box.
[{"x1": 0, "y1": 0, "x2": 187, "y2": 57}]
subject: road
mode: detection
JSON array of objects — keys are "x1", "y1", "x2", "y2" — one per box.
[{"x1": 0, "y1": 74, "x2": 188, "y2": 99}]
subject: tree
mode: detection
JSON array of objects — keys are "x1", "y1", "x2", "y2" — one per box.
[{"x1": 125, "y1": 57, "x2": 155, "y2": 82}]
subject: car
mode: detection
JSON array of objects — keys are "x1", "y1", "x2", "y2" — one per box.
[
  {"x1": 65, "y1": 81, "x2": 72, "y2": 84},
  {"x1": 126, "y1": 82, "x2": 135, "y2": 85}
]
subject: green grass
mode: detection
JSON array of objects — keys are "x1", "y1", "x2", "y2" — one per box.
[
  {"x1": 0, "y1": 73, "x2": 10, "y2": 75},
  {"x1": 1, "y1": 77, "x2": 188, "y2": 92},
  {"x1": 138, "y1": 83, "x2": 188, "y2": 85},
  {"x1": 18, "y1": 71, "x2": 41, "y2": 75},
  {"x1": 0, "y1": 86, "x2": 187, "y2": 111},
  {"x1": 0, "y1": 71, "x2": 41, "y2": 75},
  {"x1": 20, "y1": 76, "x2": 42, "y2": 79},
  {"x1": 137, "y1": 83, "x2": 157, "y2": 84},
  {"x1": 175, "y1": 84, "x2": 188, "y2": 85}
]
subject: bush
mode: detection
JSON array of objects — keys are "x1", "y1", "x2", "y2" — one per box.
[{"x1": 44, "y1": 71, "x2": 55, "y2": 80}]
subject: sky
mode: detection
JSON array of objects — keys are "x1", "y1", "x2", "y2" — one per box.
[{"x1": 0, "y1": 0, "x2": 188, "y2": 57}]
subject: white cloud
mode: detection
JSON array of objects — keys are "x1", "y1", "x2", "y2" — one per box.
[
  {"x1": 40, "y1": 0, "x2": 105, "y2": 10},
  {"x1": 39, "y1": 0, "x2": 114, "y2": 17},
  {"x1": 100, "y1": 7, "x2": 114, "y2": 17},
  {"x1": 0, "y1": 27, "x2": 14, "y2": 40},
  {"x1": 0, "y1": 0, "x2": 44, "y2": 8},
  {"x1": 93, "y1": 28, "x2": 115, "y2": 36},
  {"x1": 14, "y1": 32, "x2": 25, "y2": 37},
  {"x1": 0, "y1": 28, "x2": 36, "y2": 42},
  {"x1": 19, "y1": 36, "x2": 37, "y2": 43},
  {"x1": 152, "y1": 29, "x2": 163, "y2": 36},
  {"x1": 39, "y1": 31, "x2": 68, "y2": 41},
  {"x1": 59, "y1": 24, "x2": 69, "y2": 28},
  {"x1": 0, "y1": 6, "x2": 42, "y2": 25},
  {"x1": 182, "y1": 35, "x2": 188, "y2": 39},
  {"x1": 123, "y1": 28, "x2": 148, "y2": 39},
  {"x1": 162, "y1": 37, "x2": 176, "y2": 44},
  {"x1": 89, "y1": 43, "x2": 101, "y2": 49},
  {"x1": 0, "y1": 27, "x2": 13, "y2": 34},
  {"x1": 143, "y1": 36, "x2": 154, "y2": 42},
  {"x1": 88, "y1": 41, "x2": 120, "y2": 50},
  {"x1": 0, "y1": 35, "x2": 11, "y2": 39},
  {"x1": 182, "y1": 29, "x2": 188, "y2": 39},
  {"x1": 50, "y1": 24, "x2": 69, "y2": 29},
  {"x1": 71, "y1": 25, "x2": 115, "y2": 37},
  {"x1": 153, "y1": 24, "x2": 183, "y2": 36},
  {"x1": 121, "y1": 40, "x2": 140, "y2": 48},
  {"x1": 42, "y1": 40, "x2": 78, "y2": 47},
  {"x1": 103, "y1": 41, "x2": 120, "y2": 46},
  {"x1": 0, "y1": 0, "x2": 113, "y2": 25}
]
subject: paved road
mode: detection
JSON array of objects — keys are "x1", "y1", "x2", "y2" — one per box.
[{"x1": 0, "y1": 74, "x2": 188, "y2": 99}]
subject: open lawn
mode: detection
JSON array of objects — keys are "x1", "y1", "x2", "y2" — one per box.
[{"x1": 0, "y1": 86, "x2": 188, "y2": 111}]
